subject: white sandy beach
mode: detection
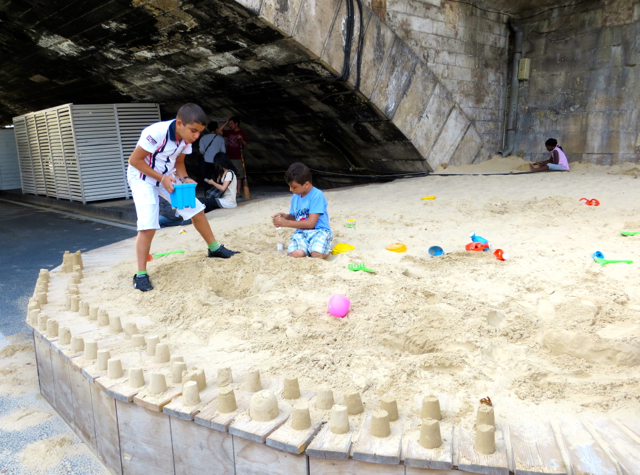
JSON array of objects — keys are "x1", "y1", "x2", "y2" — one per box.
[{"x1": 57, "y1": 156, "x2": 640, "y2": 425}]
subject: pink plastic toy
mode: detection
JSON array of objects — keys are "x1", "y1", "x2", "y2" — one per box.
[{"x1": 328, "y1": 295, "x2": 351, "y2": 318}]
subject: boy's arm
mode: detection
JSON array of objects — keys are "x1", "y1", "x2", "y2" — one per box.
[
  {"x1": 174, "y1": 154, "x2": 195, "y2": 184},
  {"x1": 241, "y1": 131, "x2": 248, "y2": 146},
  {"x1": 128, "y1": 146, "x2": 176, "y2": 189},
  {"x1": 273, "y1": 213, "x2": 320, "y2": 229}
]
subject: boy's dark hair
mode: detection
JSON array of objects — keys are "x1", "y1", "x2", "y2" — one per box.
[
  {"x1": 285, "y1": 162, "x2": 312, "y2": 185},
  {"x1": 545, "y1": 138, "x2": 558, "y2": 147},
  {"x1": 207, "y1": 121, "x2": 218, "y2": 132},
  {"x1": 177, "y1": 104, "x2": 207, "y2": 126},
  {"x1": 229, "y1": 116, "x2": 241, "y2": 125}
]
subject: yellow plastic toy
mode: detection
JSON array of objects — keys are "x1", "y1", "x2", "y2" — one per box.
[
  {"x1": 386, "y1": 243, "x2": 407, "y2": 253},
  {"x1": 422, "y1": 196, "x2": 436, "y2": 200},
  {"x1": 331, "y1": 243, "x2": 356, "y2": 255}
]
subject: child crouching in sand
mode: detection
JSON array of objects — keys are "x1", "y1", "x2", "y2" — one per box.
[
  {"x1": 530, "y1": 138, "x2": 570, "y2": 172},
  {"x1": 272, "y1": 163, "x2": 332, "y2": 259}
]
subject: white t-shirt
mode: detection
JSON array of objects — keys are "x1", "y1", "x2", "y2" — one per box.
[
  {"x1": 127, "y1": 120, "x2": 192, "y2": 185},
  {"x1": 218, "y1": 171, "x2": 237, "y2": 208}
]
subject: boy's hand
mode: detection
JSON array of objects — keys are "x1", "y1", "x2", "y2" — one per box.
[
  {"x1": 161, "y1": 175, "x2": 178, "y2": 193},
  {"x1": 272, "y1": 212, "x2": 286, "y2": 218},
  {"x1": 273, "y1": 216, "x2": 287, "y2": 227},
  {"x1": 183, "y1": 177, "x2": 197, "y2": 185}
]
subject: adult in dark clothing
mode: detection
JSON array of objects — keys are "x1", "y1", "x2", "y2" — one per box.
[
  {"x1": 199, "y1": 121, "x2": 226, "y2": 192},
  {"x1": 216, "y1": 117, "x2": 248, "y2": 195}
]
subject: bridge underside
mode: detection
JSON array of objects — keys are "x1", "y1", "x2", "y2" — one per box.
[{"x1": 0, "y1": 0, "x2": 430, "y2": 187}]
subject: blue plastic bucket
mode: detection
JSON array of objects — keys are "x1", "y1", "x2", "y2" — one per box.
[{"x1": 170, "y1": 183, "x2": 197, "y2": 209}]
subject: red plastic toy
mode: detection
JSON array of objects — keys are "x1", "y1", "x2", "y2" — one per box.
[
  {"x1": 580, "y1": 198, "x2": 600, "y2": 206},
  {"x1": 466, "y1": 242, "x2": 490, "y2": 252},
  {"x1": 494, "y1": 249, "x2": 509, "y2": 261}
]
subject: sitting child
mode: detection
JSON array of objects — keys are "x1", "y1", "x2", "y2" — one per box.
[
  {"x1": 529, "y1": 138, "x2": 570, "y2": 172},
  {"x1": 203, "y1": 153, "x2": 238, "y2": 212},
  {"x1": 272, "y1": 162, "x2": 332, "y2": 259}
]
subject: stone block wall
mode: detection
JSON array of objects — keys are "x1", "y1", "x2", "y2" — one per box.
[
  {"x1": 365, "y1": 0, "x2": 510, "y2": 156},
  {"x1": 516, "y1": 0, "x2": 640, "y2": 165}
]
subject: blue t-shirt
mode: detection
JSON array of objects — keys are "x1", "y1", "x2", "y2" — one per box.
[{"x1": 289, "y1": 187, "x2": 330, "y2": 231}]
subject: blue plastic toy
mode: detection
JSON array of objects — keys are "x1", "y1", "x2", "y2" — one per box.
[
  {"x1": 470, "y1": 232, "x2": 490, "y2": 245},
  {"x1": 170, "y1": 183, "x2": 197, "y2": 209},
  {"x1": 592, "y1": 251, "x2": 605, "y2": 259},
  {"x1": 428, "y1": 246, "x2": 444, "y2": 257}
]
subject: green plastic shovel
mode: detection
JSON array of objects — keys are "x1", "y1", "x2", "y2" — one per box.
[
  {"x1": 348, "y1": 263, "x2": 375, "y2": 273},
  {"x1": 153, "y1": 250, "x2": 185, "y2": 258},
  {"x1": 594, "y1": 257, "x2": 633, "y2": 266},
  {"x1": 621, "y1": 232, "x2": 640, "y2": 236}
]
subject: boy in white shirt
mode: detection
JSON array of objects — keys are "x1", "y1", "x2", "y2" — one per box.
[{"x1": 127, "y1": 103, "x2": 239, "y2": 292}]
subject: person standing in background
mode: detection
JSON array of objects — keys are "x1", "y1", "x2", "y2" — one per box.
[
  {"x1": 217, "y1": 117, "x2": 248, "y2": 195},
  {"x1": 199, "y1": 121, "x2": 226, "y2": 192}
]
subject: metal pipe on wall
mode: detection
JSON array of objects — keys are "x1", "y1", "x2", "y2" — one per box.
[{"x1": 500, "y1": 22, "x2": 523, "y2": 157}]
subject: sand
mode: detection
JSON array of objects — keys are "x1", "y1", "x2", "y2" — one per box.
[{"x1": 70, "y1": 157, "x2": 640, "y2": 424}]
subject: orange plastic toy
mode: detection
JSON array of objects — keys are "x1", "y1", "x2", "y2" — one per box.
[
  {"x1": 580, "y1": 198, "x2": 600, "y2": 206},
  {"x1": 494, "y1": 249, "x2": 510, "y2": 261},
  {"x1": 466, "y1": 242, "x2": 490, "y2": 252},
  {"x1": 386, "y1": 243, "x2": 407, "y2": 253}
]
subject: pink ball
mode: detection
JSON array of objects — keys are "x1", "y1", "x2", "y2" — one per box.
[{"x1": 328, "y1": 294, "x2": 351, "y2": 318}]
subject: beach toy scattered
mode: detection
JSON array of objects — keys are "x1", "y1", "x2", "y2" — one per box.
[
  {"x1": 348, "y1": 263, "x2": 375, "y2": 273},
  {"x1": 466, "y1": 242, "x2": 490, "y2": 252},
  {"x1": 331, "y1": 243, "x2": 355, "y2": 255},
  {"x1": 386, "y1": 243, "x2": 407, "y2": 253},
  {"x1": 346, "y1": 219, "x2": 356, "y2": 229},
  {"x1": 147, "y1": 250, "x2": 185, "y2": 261},
  {"x1": 428, "y1": 246, "x2": 444, "y2": 257},
  {"x1": 421, "y1": 196, "x2": 436, "y2": 200},
  {"x1": 328, "y1": 294, "x2": 351, "y2": 318},
  {"x1": 580, "y1": 198, "x2": 600, "y2": 206},
  {"x1": 469, "y1": 232, "x2": 490, "y2": 245},
  {"x1": 592, "y1": 251, "x2": 632, "y2": 265},
  {"x1": 594, "y1": 257, "x2": 633, "y2": 266},
  {"x1": 621, "y1": 231, "x2": 640, "y2": 236},
  {"x1": 170, "y1": 183, "x2": 197, "y2": 209},
  {"x1": 178, "y1": 229, "x2": 186, "y2": 234},
  {"x1": 494, "y1": 249, "x2": 510, "y2": 261}
]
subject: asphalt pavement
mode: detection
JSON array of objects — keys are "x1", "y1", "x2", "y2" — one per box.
[{"x1": 0, "y1": 199, "x2": 136, "y2": 341}]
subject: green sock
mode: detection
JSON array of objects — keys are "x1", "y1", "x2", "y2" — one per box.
[
  {"x1": 137, "y1": 270, "x2": 148, "y2": 276},
  {"x1": 208, "y1": 241, "x2": 220, "y2": 252}
]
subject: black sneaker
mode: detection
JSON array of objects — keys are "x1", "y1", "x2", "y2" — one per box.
[
  {"x1": 207, "y1": 245, "x2": 240, "y2": 259},
  {"x1": 133, "y1": 273, "x2": 153, "y2": 292}
]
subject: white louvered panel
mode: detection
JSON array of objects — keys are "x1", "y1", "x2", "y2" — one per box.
[
  {"x1": 71, "y1": 104, "x2": 128, "y2": 202},
  {"x1": 25, "y1": 115, "x2": 47, "y2": 195},
  {"x1": 34, "y1": 112, "x2": 57, "y2": 198},
  {"x1": 12, "y1": 117, "x2": 36, "y2": 194},
  {"x1": 13, "y1": 103, "x2": 159, "y2": 202}
]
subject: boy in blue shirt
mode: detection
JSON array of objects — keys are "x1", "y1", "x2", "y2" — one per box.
[{"x1": 272, "y1": 162, "x2": 332, "y2": 259}]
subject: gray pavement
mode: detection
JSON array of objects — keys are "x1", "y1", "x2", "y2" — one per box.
[{"x1": 0, "y1": 199, "x2": 136, "y2": 475}]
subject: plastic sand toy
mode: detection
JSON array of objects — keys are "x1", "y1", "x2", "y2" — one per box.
[
  {"x1": 178, "y1": 229, "x2": 186, "y2": 234},
  {"x1": 331, "y1": 243, "x2": 355, "y2": 255},
  {"x1": 328, "y1": 294, "x2": 350, "y2": 318},
  {"x1": 428, "y1": 246, "x2": 444, "y2": 257},
  {"x1": 621, "y1": 232, "x2": 640, "y2": 236},
  {"x1": 580, "y1": 198, "x2": 600, "y2": 206},
  {"x1": 170, "y1": 183, "x2": 197, "y2": 209},
  {"x1": 421, "y1": 196, "x2": 436, "y2": 200},
  {"x1": 348, "y1": 263, "x2": 375, "y2": 273},
  {"x1": 469, "y1": 232, "x2": 490, "y2": 245},
  {"x1": 592, "y1": 251, "x2": 632, "y2": 266},
  {"x1": 466, "y1": 242, "x2": 490, "y2": 252},
  {"x1": 386, "y1": 243, "x2": 407, "y2": 253},
  {"x1": 346, "y1": 219, "x2": 356, "y2": 229},
  {"x1": 494, "y1": 249, "x2": 510, "y2": 261},
  {"x1": 148, "y1": 250, "x2": 185, "y2": 261}
]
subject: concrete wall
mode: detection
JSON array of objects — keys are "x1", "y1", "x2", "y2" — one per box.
[
  {"x1": 515, "y1": 0, "x2": 640, "y2": 165},
  {"x1": 0, "y1": 128, "x2": 21, "y2": 190},
  {"x1": 364, "y1": 0, "x2": 510, "y2": 157}
]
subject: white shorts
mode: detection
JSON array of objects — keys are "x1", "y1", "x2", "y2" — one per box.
[
  {"x1": 129, "y1": 176, "x2": 205, "y2": 231},
  {"x1": 547, "y1": 163, "x2": 568, "y2": 171}
]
